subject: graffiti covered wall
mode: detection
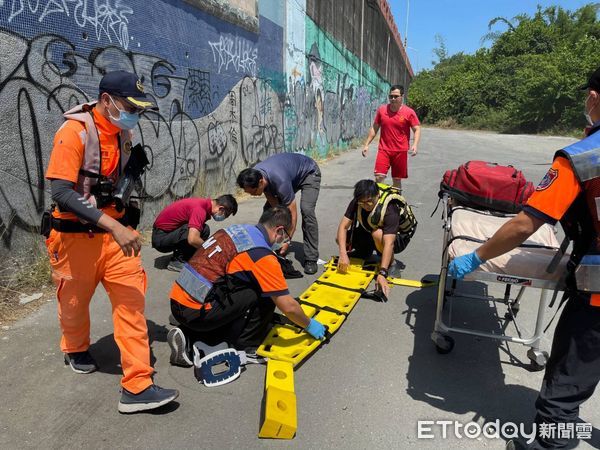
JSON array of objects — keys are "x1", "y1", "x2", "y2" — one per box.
[
  {"x1": 284, "y1": 16, "x2": 391, "y2": 156},
  {"x1": 0, "y1": 0, "x2": 410, "y2": 255}
]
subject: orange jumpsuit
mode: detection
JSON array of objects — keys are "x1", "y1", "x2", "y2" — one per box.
[{"x1": 45, "y1": 109, "x2": 153, "y2": 394}]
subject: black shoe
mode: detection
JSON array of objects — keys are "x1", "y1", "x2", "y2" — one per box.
[
  {"x1": 304, "y1": 260, "x2": 318, "y2": 275},
  {"x1": 167, "y1": 327, "x2": 193, "y2": 367},
  {"x1": 277, "y1": 256, "x2": 303, "y2": 279},
  {"x1": 118, "y1": 384, "x2": 179, "y2": 414},
  {"x1": 244, "y1": 348, "x2": 267, "y2": 364},
  {"x1": 388, "y1": 260, "x2": 406, "y2": 278},
  {"x1": 361, "y1": 289, "x2": 388, "y2": 303},
  {"x1": 167, "y1": 256, "x2": 185, "y2": 272},
  {"x1": 64, "y1": 351, "x2": 98, "y2": 374}
]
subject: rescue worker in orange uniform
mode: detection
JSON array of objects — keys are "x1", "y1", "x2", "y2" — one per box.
[
  {"x1": 449, "y1": 65, "x2": 600, "y2": 449},
  {"x1": 166, "y1": 206, "x2": 326, "y2": 367},
  {"x1": 45, "y1": 70, "x2": 178, "y2": 413}
]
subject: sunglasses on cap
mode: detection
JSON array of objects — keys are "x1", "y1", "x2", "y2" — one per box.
[{"x1": 106, "y1": 94, "x2": 144, "y2": 115}]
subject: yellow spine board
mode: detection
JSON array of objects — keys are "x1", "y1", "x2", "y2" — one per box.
[
  {"x1": 259, "y1": 360, "x2": 297, "y2": 439},
  {"x1": 258, "y1": 386, "x2": 297, "y2": 439},
  {"x1": 265, "y1": 359, "x2": 295, "y2": 392},
  {"x1": 256, "y1": 257, "x2": 375, "y2": 367}
]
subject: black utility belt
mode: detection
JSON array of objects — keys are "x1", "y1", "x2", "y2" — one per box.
[{"x1": 51, "y1": 216, "x2": 128, "y2": 233}]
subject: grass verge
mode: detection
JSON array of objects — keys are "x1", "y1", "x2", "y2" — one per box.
[{"x1": 0, "y1": 231, "x2": 53, "y2": 325}]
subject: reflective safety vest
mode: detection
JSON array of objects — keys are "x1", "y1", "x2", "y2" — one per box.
[
  {"x1": 172, "y1": 224, "x2": 272, "y2": 308},
  {"x1": 555, "y1": 127, "x2": 600, "y2": 302},
  {"x1": 63, "y1": 102, "x2": 132, "y2": 197},
  {"x1": 357, "y1": 183, "x2": 417, "y2": 238}
]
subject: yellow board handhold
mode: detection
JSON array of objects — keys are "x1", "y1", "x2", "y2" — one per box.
[
  {"x1": 257, "y1": 323, "x2": 321, "y2": 366},
  {"x1": 265, "y1": 360, "x2": 295, "y2": 393},
  {"x1": 323, "y1": 256, "x2": 375, "y2": 274},
  {"x1": 258, "y1": 386, "x2": 297, "y2": 439},
  {"x1": 300, "y1": 285, "x2": 361, "y2": 314},
  {"x1": 257, "y1": 257, "x2": 375, "y2": 366},
  {"x1": 310, "y1": 307, "x2": 346, "y2": 334},
  {"x1": 318, "y1": 267, "x2": 374, "y2": 290}
]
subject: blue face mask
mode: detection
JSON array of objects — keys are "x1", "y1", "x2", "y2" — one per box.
[
  {"x1": 212, "y1": 213, "x2": 226, "y2": 222},
  {"x1": 108, "y1": 96, "x2": 141, "y2": 130}
]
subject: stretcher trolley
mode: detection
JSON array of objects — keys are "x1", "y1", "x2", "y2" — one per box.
[{"x1": 432, "y1": 194, "x2": 570, "y2": 369}]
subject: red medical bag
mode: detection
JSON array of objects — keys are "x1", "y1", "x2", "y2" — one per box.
[{"x1": 440, "y1": 160, "x2": 535, "y2": 213}]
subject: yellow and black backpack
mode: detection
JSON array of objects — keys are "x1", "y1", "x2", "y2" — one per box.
[{"x1": 356, "y1": 183, "x2": 418, "y2": 253}]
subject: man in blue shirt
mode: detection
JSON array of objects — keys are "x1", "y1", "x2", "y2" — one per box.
[{"x1": 237, "y1": 153, "x2": 321, "y2": 274}]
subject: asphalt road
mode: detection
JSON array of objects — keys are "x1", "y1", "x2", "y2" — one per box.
[{"x1": 2, "y1": 128, "x2": 599, "y2": 449}]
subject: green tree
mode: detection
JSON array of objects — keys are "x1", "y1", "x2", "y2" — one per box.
[
  {"x1": 407, "y1": 3, "x2": 600, "y2": 134},
  {"x1": 432, "y1": 34, "x2": 449, "y2": 66}
]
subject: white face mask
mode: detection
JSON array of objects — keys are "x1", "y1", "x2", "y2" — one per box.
[
  {"x1": 584, "y1": 94, "x2": 594, "y2": 126},
  {"x1": 584, "y1": 93, "x2": 599, "y2": 126}
]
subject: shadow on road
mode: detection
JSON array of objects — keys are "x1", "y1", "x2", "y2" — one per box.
[
  {"x1": 404, "y1": 276, "x2": 540, "y2": 443},
  {"x1": 90, "y1": 320, "x2": 169, "y2": 376},
  {"x1": 153, "y1": 254, "x2": 172, "y2": 270}
]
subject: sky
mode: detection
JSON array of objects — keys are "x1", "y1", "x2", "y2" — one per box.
[{"x1": 388, "y1": 0, "x2": 594, "y2": 73}]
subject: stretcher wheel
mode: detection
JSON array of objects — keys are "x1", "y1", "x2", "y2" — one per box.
[
  {"x1": 505, "y1": 302, "x2": 520, "y2": 320},
  {"x1": 527, "y1": 348, "x2": 548, "y2": 371},
  {"x1": 434, "y1": 334, "x2": 455, "y2": 354},
  {"x1": 504, "y1": 308, "x2": 519, "y2": 321}
]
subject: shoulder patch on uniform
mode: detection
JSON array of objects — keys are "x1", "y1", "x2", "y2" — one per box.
[{"x1": 536, "y1": 168, "x2": 558, "y2": 191}]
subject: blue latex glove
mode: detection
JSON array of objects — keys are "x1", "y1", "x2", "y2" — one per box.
[
  {"x1": 305, "y1": 318, "x2": 326, "y2": 340},
  {"x1": 448, "y1": 251, "x2": 484, "y2": 280}
]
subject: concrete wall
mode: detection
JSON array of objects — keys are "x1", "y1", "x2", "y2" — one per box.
[
  {"x1": 306, "y1": 0, "x2": 412, "y2": 85},
  {"x1": 0, "y1": 0, "x2": 411, "y2": 255}
]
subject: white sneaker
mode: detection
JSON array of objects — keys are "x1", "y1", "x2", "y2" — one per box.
[
  {"x1": 244, "y1": 349, "x2": 267, "y2": 364},
  {"x1": 167, "y1": 327, "x2": 193, "y2": 367}
]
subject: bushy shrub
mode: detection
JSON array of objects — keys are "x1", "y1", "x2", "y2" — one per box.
[{"x1": 407, "y1": 4, "x2": 600, "y2": 134}]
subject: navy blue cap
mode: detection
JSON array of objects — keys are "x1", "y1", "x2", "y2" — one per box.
[
  {"x1": 99, "y1": 70, "x2": 158, "y2": 111},
  {"x1": 581, "y1": 65, "x2": 600, "y2": 92}
]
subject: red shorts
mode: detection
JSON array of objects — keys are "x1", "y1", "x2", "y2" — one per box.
[{"x1": 374, "y1": 148, "x2": 408, "y2": 179}]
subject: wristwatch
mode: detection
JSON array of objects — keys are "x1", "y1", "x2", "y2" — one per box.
[{"x1": 378, "y1": 268, "x2": 389, "y2": 278}]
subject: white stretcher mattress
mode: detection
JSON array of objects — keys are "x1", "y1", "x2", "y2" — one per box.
[{"x1": 448, "y1": 208, "x2": 569, "y2": 282}]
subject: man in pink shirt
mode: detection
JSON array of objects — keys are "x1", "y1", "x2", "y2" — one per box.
[
  {"x1": 152, "y1": 194, "x2": 238, "y2": 271},
  {"x1": 362, "y1": 85, "x2": 421, "y2": 190}
]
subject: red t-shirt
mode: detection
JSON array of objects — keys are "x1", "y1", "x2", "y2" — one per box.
[
  {"x1": 154, "y1": 198, "x2": 212, "y2": 231},
  {"x1": 374, "y1": 104, "x2": 420, "y2": 151}
]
